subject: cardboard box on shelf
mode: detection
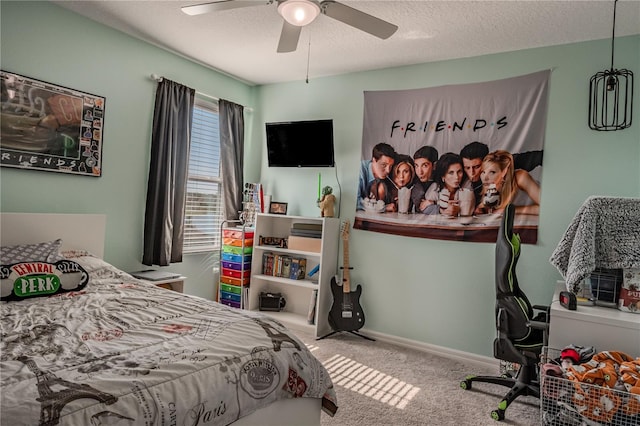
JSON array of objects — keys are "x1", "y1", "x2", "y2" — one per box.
[{"x1": 288, "y1": 236, "x2": 321, "y2": 253}]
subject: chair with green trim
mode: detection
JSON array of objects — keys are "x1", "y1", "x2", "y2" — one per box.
[{"x1": 460, "y1": 203, "x2": 549, "y2": 421}]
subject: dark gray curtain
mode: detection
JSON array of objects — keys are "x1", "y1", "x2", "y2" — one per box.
[
  {"x1": 142, "y1": 79, "x2": 195, "y2": 266},
  {"x1": 219, "y1": 99, "x2": 244, "y2": 220}
]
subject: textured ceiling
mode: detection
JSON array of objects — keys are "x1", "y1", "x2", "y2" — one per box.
[{"x1": 52, "y1": 0, "x2": 640, "y2": 86}]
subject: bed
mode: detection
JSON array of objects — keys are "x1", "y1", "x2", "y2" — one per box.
[{"x1": 0, "y1": 213, "x2": 337, "y2": 426}]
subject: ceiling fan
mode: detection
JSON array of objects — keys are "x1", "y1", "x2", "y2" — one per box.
[{"x1": 181, "y1": 0, "x2": 398, "y2": 53}]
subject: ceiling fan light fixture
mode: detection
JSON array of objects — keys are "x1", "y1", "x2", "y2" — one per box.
[{"x1": 278, "y1": 0, "x2": 320, "y2": 27}]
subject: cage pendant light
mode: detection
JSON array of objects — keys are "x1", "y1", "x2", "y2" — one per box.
[{"x1": 588, "y1": 0, "x2": 634, "y2": 131}]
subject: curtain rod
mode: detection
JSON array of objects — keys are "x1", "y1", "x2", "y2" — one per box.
[{"x1": 150, "y1": 74, "x2": 253, "y2": 112}]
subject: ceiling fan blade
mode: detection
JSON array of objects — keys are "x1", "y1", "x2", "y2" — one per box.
[
  {"x1": 277, "y1": 21, "x2": 302, "y2": 53},
  {"x1": 181, "y1": 1, "x2": 269, "y2": 16},
  {"x1": 321, "y1": 1, "x2": 398, "y2": 39}
]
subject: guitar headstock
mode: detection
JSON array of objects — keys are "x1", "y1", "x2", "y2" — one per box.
[{"x1": 341, "y1": 220, "x2": 351, "y2": 241}]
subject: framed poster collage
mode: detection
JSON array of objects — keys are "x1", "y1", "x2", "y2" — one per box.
[{"x1": 1, "y1": 70, "x2": 105, "y2": 177}]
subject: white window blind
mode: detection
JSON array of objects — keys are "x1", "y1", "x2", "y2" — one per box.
[{"x1": 183, "y1": 98, "x2": 224, "y2": 253}]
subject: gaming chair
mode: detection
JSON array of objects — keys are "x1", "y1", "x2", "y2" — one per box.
[{"x1": 460, "y1": 203, "x2": 549, "y2": 421}]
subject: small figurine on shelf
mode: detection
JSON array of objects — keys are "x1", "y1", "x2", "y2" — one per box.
[{"x1": 317, "y1": 186, "x2": 336, "y2": 218}]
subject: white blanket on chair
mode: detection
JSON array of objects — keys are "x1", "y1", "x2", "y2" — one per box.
[{"x1": 549, "y1": 196, "x2": 640, "y2": 291}]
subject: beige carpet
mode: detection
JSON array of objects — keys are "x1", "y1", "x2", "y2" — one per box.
[{"x1": 296, "y1": 331, "x2": 540, "y2": 426}]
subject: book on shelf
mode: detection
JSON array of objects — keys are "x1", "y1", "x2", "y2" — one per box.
[
  {"x1": 289, "y1": 258, "x2": 299, "y2": 280},
  {"x1": 289, "y1": 257, "x2": 307, "y2": 280},
  {"x1": 299, "y1": 258, "x2": 307, "y2": 279},
  {"x1": 289, "y1": 228, "x2": 322, "y2": 238},
  {"x1": 291, "y1": 223, "x2": 323, "y2": 231},
  {"x1": 290, "y1": 223, "x2": 322, "y2": 238},
  {"x1": 274, "y1": 255, "x2": 282, "y2": 277},
  {"x1": 307, "y1": 289, "x2": 318, "y2": 324},
  {"x1": 280, "y1": 256, "x2": 292, "y2": 278},
  {"x1": 262, "y1": 252, "x2": 274, "y2": 276}
]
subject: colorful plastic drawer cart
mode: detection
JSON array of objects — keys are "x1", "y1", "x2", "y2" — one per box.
[{"x1": 220, "y1": 226, "x2": 254, "y2": 309}]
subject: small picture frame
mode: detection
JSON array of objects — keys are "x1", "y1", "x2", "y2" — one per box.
[{"x1": 269, "y1": 202, "x2": 288, "y2": 215}]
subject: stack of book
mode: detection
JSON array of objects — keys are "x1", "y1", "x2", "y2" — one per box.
[
  {"x1": 288, "y1": 223, "x2": 323, "y2": 253},
  {"x1": 290, "y1": 222, "x2": 322, "y2": 238}
]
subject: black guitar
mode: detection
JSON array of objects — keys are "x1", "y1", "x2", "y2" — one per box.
[{"x1": 328, "y1": 220, "x2": 365, "y2": 332}]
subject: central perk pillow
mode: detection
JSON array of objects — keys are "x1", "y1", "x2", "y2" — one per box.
[{"x1": 0, "y1": 260, "x2": 89, "y2": 301}]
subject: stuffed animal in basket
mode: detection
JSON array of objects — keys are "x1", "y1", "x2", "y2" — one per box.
[{"x1": 565, "y1": 350, "x2": 637, "y2": 423}]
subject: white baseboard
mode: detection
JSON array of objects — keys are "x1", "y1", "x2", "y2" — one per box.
[{"x1": 359, "y1": 328, "x2": 500, "y2": 372}]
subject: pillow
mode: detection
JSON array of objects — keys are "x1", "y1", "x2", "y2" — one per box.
[
  {"x1": 0, "y1": 259, "x2": 89, "y2": 301},
  {"x1": 0, "y1": 239, "x2": 64, "y2": 264},
  {"x1": 61, "y1": 249, "x2": 95, "y2": 259}
]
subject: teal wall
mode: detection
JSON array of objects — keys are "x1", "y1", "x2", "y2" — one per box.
[
  {"x1": 254, "y1": 37, "x2": 640, "y2": 355},
  {"x1": 0, "y1": 1, "x2": 256, "y2": 300},
  {"x1": 2, "y1": 1, "x2": 639, "y2": 357}
]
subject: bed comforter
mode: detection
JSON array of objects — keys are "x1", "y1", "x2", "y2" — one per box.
[{"x1": 0, "y1": 254, "x2": 337, "y2": 425}]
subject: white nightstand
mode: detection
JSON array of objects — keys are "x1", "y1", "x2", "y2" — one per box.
[
  {"x1": 146, "y1": 276, "x2": 186, "y2": 293},
  {"x1": 131, "y1": 271, "x2": 187, "y2": 293}
]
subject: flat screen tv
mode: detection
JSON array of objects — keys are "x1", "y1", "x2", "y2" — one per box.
[{"x1": 266, "y1": 119, "x2": 335, "y2": 167}]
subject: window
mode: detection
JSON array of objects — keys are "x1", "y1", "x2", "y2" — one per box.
[{"x1": 183, "y1": 98, "x2": 224, "y2": 253}]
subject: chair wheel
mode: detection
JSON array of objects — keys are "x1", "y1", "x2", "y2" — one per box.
[
  {"x1": 460, "y1": 379, "x2": 471, "y2": 390},
  {"x1": 491, "y1": 409, "x2": 505, "y2": 421}
]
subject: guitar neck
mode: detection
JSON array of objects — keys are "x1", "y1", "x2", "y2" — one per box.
[{"x1": 342, "y1": 238, "x2": 350, "y2": 293}]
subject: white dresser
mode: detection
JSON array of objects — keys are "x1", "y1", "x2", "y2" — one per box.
[{"x1": 549, "y1": 281, "x2": 640, "y2": 357}]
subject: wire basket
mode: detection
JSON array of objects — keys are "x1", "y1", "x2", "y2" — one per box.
[{"x1": 540, "y1": 347, "x2": 640, "y2": 426}]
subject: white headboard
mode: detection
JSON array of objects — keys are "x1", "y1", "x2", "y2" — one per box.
[{"x1": 0, "y1": 213, "x2": 106, "y2": 259}]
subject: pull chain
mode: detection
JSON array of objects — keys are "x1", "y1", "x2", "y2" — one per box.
[
  {"x1": 609, "y1": 0, "x2": 617, "y2": 71},
  {"x1": 306, "y1": 36, "x2": 311, "y2": 84}
]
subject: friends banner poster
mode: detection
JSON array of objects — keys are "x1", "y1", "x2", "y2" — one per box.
[{"x1": 355, "y1": 70, "x2": 550, "y2": 244}]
